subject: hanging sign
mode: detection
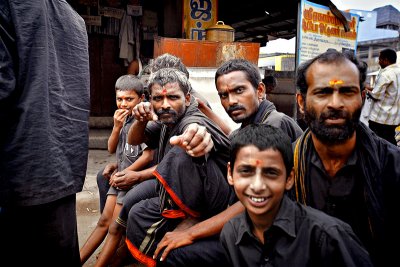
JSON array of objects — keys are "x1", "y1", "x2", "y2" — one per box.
[
  {"x1": 100, "y1": 7, "x2": 124, "y2": 19},
  {"x1": 81, "y1": 15, "x2": 102, "y2": 26},
  {"x1": 183, "y1": 0, "x2": 217, "y2": 40},
  {"x1": 298, "y1": 0, "x2": 360, "y2": 65}
]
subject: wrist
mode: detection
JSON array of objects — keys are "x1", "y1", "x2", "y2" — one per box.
[{"x1": 113, "y1": 124, "x2": 123, "y2": 130}]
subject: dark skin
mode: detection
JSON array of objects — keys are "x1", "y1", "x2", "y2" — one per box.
[
  {"x1": 153, "y1": 71, "x2": 266, "y2": 261},
  {"x1": 129, "y1": 99, "x2": 214, "y2": 157},
  {"x1": 296, "y1": 59, "x2": 362, "y2": 177}
]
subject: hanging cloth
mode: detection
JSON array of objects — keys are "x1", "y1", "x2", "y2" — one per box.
[{"x1": 119, "y1": 11, "x2": 134, "y2": 66}]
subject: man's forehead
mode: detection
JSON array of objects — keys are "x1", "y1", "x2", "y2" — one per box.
[
  {"x1": 308, "y1": 60, "x2": 358, "y2": 78},
  {"x1": 151, "y1": 82, "x2": 182, "y2": 93},
  {"x1": 218, "y1": 72, "x2": 252, "y2": 89},
  {"x1": 219, "y1": 70, "x2": 247, "y2": 81}
]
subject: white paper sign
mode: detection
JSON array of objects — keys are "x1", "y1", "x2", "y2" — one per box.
[{"x1": 127, "y1": 5, "x2": 142, "y2": 16}]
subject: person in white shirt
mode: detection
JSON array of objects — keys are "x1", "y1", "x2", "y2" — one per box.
[{"x1": 366, "y1": 48, "x2": 400, "y2": 145}]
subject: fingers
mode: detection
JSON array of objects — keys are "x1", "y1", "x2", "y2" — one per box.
[
  {"x1": 170, "y1": 124, "x2": 213, "y2": 157},
  {"x1": 111, "y1": 172, "x2": 124, "y2": 185},
  {"x1": 179, "y1": 123, "x2": 200, "y2": 147},
  {"x1": 114, "y1": 109, "x2": 129, "y2": 126},
  {"x1": 186, "y1": 124, "x2": 208, "y2": 149},
  {"x1": 114, "y1": 171, "x2": 125, "y2": 177},
  {"x1": 159, "y1": 246, "x2": 171, "y2": 262},
  {"x1": 153, "y1": 237, "x2": 171, "y2": 262},
  {"x1": 153, "y1": 240, "x2": 164, "y2": 261},
  {"x1": 189, "y1": 133, "x2": 214, "y2": 157},
  {"x1": 132, "y1": 102, "x2": 158, "y2": 122},
  {"x1": 114, "y1": 109, "x2": 129, "y2": 119}
]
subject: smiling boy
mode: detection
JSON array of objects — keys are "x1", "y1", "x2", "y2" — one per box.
[{"x1": 221, "y1": 124, "x2": 373, "y2": 267}]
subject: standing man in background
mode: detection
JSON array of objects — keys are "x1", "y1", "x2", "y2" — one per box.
[
  {"x1": 0, "y1": 1, "x2": 90, "y2": 266},
  {"x1": 366, "y1": 48, "x2": 400, "y2": 145}
]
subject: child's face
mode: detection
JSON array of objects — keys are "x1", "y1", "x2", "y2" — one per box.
[
  {"x1": 116, "y1": 90, "x2": 143, "y2": 112},
  {"x1": 227, "y1": 145, "x2": 294, "y2": 223}
]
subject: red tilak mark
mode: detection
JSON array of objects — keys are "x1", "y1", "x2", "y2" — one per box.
[{"x1": 162, "y1": 88, "x2": 167, "y2": 95}]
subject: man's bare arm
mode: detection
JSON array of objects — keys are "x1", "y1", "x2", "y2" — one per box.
[
  {"x1": 196, "y1": 97, "x2": 232, "y2": 136},
  {"x1": 128, "y1": 102, "x2": 157, "y2": 145}
]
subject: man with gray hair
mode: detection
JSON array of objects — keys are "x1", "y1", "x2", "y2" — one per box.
[{"x1": 125, "y1": 68, "x2": 234, "y2": 266}]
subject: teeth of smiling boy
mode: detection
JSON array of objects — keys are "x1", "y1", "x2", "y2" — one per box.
[{"x1": 250, "y1": 196, "x2": 266, "y2": 203}]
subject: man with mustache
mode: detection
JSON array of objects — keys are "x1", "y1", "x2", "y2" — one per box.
[
  {"x1": 292, "y1": 49, "x2": 400, "y2": 267},
  {"x1": 153, "y1": 59, "x2": 303, "y2": 266},
  {"x1": 216, "y1": 59, "x2": 303, "y2": 141},
  {"x1": 125, "y1": 68, "x2": 234, "y2": 267}
]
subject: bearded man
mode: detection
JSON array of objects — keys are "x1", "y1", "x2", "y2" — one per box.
[
  {"x1": 292, "y1": 49, "x2": 400, "y2": 267},
  {"x1": 125, "y1": 68, "x2": 234, "y2": 267}
]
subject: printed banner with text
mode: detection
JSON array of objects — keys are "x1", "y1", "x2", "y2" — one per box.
[
  {"x1": 298, "y1": 0, "x2": 360, "y2": 65},
  {"x1": 183, "y1": 0, "x2": 217, "y2": 40}
]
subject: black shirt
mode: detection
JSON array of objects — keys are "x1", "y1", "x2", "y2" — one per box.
[
  {"x1": 308, "y1": 142, "x2": 373, "y2": 253},
  {"x1": 220, "y1": 196, "x2": 373, "y2": 267},
  {"x1": 0, "y1": 1, "x2": 90, "y2": 206}
]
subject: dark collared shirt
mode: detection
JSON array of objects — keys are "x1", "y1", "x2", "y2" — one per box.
[
  {"x1": 230, "y1": 100, "x2": 303, "y2": 142},
  {"x1": 308, "y1": 143, "x2": 372, "y2": 253},
  {"x1": 220, "y1": 196, "x2": 373, "y2": 267}
]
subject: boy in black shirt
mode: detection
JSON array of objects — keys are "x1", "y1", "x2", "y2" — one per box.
[{"x1": 221, "y1": 124, "x2": 373, "y2": 267}]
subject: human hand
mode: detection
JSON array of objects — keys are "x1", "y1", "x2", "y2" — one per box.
[
  {"x1": 102, "y1": 163, "x2": 117, "y2": 180},
  {"x1": 169, "y1": 123, "x2": 213, "y2": 157},
  {"x1": 195, "y1": 97, "x2": 206, "y2": 110},
  {"x1": 110, "y1": 170, "x2": 141, "y2": 190},
  {"x1": 153, "y1": 229, "x2": 194, "y2": 262},
  {"x1": 113, "y1": 109, "x2": 130, "y2": 128},
  {"x1": 132, "y1": 102, "x2": 158, "y2": 122}
]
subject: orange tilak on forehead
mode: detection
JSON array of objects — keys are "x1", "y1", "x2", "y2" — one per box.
[
  {"x1": 329, "y1": 79, "x2": 344, "y2": 86},
  {"x1": 161, "y1": 88, "x2": 168, "y2": 95},
  {"x1": 249, "y1": 159, "x2": 262, "y2": 166}
]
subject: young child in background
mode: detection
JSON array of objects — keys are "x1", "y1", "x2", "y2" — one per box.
[
  {"x1": 221, "y1": 124, "x2": 373, "y2": 267},
  {"x1": 80, "y1": 75, "x2": 154, "y2": 265}
]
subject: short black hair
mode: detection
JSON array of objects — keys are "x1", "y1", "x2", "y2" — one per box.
[
  {"x1": 262, "y1": 75, "x2": 277, "y2": 87},
  {"x1": 215, "y1": 59, "x2": 261, "y2": 90},
  {"x1": 115, "y1": 74, "x2": 144, "y2": 95},
  {"x1": 380, "y1": 48, "x2": 397, "y2": 64},
  {"x1": 230, "y1": 124, "x2": 293, "y2": 177},
  {"x1": 296, "y1": 49, "x2": 367, "y2": 95}
]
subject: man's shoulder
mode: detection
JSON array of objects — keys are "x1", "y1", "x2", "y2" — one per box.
[
  {"x1": 222, "y1": 212, "x2": 247, "y2": 237},
  {"x1": 297, "y1": 202, "x2": 353, "y2": 233},
  {"x1": 260, "y1": 107, "x2": 296, "y2": 125}
]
